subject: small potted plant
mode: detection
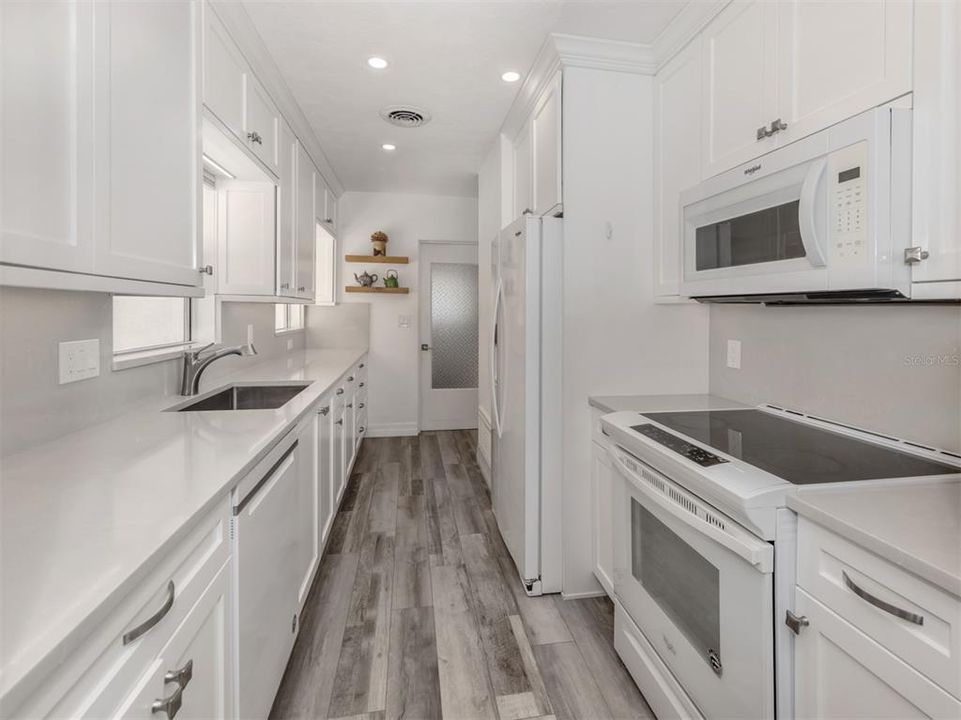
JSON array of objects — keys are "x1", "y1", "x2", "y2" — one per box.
[{"x1": 371, "y1": 230, "x2": 389, "y2": 256}]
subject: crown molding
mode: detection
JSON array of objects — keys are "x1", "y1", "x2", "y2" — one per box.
[{"x1": 208, "y1": 1, "x2": 345, "y2": 197}]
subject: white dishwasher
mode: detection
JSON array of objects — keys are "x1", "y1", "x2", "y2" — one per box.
[{"x1": 232, "y1": 435, "x2": 301, "y2": 719}]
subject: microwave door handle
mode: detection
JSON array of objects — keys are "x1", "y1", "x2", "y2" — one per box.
[
  {"x1": 798, "y1": 157, "x2": 828, "y2": 268},
  {"x1": 609, "y1": 446, "x2": 773, "y2": 572},
  {"x1": 490, "y1": 278, "x2": 504, "y2": 438}
]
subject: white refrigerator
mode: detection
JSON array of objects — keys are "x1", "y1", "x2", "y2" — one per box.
[{"x1": 490, "y1": 216, "x2": 563, "y2": 595}]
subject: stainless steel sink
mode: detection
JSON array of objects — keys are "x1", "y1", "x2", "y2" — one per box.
[{"x1": 171, "y1": 383, "x2": 310, "y2": 412}]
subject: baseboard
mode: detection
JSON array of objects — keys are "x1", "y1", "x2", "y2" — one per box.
[
  {"x1": 366, "y1": 421, "x2": 419, "y2": 438},
  {"x1": 477, "y1": 448, "x2": 491, "y2": 487},
  {"x1": 419, "y1": 418, "x2": 478, "y2": 431}
]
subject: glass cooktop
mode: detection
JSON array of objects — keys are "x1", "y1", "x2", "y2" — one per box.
[{"x1": 633, "y1": 409, "x2": 959, "y2": 485}]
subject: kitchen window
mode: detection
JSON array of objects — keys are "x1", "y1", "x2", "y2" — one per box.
[
  {"x1": 275, "y1": 303, "x2": 304, "y2": 334},
  {"x1": 113, "y1": 296, "x2": 191, "y2": 354}
]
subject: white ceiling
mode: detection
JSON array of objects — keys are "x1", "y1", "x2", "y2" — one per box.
[{"x1": 243, "y1": 1, "x2": 688, "y2": 197}]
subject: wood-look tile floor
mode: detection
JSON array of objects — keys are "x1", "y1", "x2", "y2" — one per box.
[{"x1": 270, "y1": 431, "x2": 654, "y2": 720}]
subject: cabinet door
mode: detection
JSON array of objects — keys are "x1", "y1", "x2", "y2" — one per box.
[
  {"x1": 295, "y1": 144, "x2": 316, "y2": 300},
  {"x1": 276, "y1": 122, "x2": 298, "y2": 296},
  {"x1": 332, "y1": 404, "x2": 346, "y2": 506},
  {"x1": 216, "y1": 181, "x2": 276, "y2": 296},
  {"x1": 532, "y1": 74, "x2": 562, "y2": 216},
  {"x1": 776, "y1": 0, "x2": 911, "y2": 148},
  {"x1": 317, "y1": 405, "x2": 334, "y2": 544},
  {"x1": 1, "y1": 1, "x2": 95, "y2": 273},
  {"x1": 115, "y1": 564, "x2": 232, "y2": 720},
  {"x1": 236, "y1": 447, "x2": 301, "y2": 720},
  {"x1": 793, "y1": 589, "x2": 961, "y2": 720},
  {"x1": 654, "y1": 38, "x2": 702, "y2": 298},
  {"x1": 701, "y1": 0, "x2": 778, "y2": 178},
  {"x1": 315, "y1": 173, "x2": 330, "y2": 225},
  {"x1": 93, "y1": 0, "x2": 201, "y2": 287},
  {"x1": 244, "y1": 76, "x2": 279, "y2": 174},
  {"x1": 296, "y1": 417, "x2": 319, "y2": 609},
  {"x1": 590, "y1": 442, "x2": 614, "y2": 596},
  {"x1": 911, "y1": 0, "x2": 961, "y2": 286},
  {"x1": 513, "y1": 122, "x2": 533, "y2": 219},
  {"x1": 325, "y1": 187, "x2": 338, "y2": 233},
  {"x1": 203, "y1": 9, "x2": 245, "y2": 139}
]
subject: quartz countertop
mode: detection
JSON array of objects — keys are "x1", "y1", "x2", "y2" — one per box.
[
  {"x1": 589, "y1": 393, "x2": 748, "y2": 414},
  {"x1": 0, "y1": 348, "x2": 367, "y2": 704},
  {"x1": 788, "y1": 479, "x2": 961, "y2": 598}
]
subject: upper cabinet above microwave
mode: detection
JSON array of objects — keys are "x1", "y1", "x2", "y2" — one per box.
[
  {"x1": 510, "y1": 73, "x2": 563, "y2": 222},
  {"x1": 701, "y1": 0, "x2": 912, "y2": 179}
]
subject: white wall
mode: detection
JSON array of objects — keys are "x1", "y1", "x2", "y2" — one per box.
[
  {"x1": 560, "y1": 67, "x2": 710, "y2": 596},
  {"x1": 710, "y1": 304, "x2": 961, "y2": 452},
  {"x1": 329, "y1": 191, "x2": 478, "y2": 437},
  {"x1": 0, "y1": 287, "x2": 305, "y2": 456}
]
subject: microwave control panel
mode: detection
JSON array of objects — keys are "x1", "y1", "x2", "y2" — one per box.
[{"x1": 827, "y1": 141, "x2": 869, "y2": 266}]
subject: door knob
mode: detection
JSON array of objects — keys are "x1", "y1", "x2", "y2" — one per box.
[{"x1": 421, "y1": 344, "x2": 430, "y2": 351}]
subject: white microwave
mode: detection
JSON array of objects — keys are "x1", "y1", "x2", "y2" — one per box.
[{"x1": 680, "y1": 107, "x2": 912, "y2": 303}]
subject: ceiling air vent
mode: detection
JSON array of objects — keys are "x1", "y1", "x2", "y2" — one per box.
[{"x1": 380, "y1": 105, "x2": 432, "y2": 128}]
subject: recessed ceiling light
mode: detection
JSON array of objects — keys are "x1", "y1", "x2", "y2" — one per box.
[
  {"x1": 501, "y1": 71, "x2": 521, "y2": 83},
  {"x1": 367, "y1": 56, "x2": 389, "y2": 70},
  {"x1": 382, "y1": 143, "x2": 396, "y2": 151}
]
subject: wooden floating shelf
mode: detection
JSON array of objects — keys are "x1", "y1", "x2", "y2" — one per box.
[
  {"x1": 345, "y1": 254, "x2": 409, "y2": 264},
  {"x1": 345, "y1": 286, "x2": 410, "y2": 294}
]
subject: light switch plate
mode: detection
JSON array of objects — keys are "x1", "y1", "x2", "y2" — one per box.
[
  {"x1": 59, "y1": 339, "x2": 100, "y2": 384},
  {"x1": 726, "y1": 339, "x2": 741, "y2": 370},
  {"x1": 398, "y1": 314, "x2": 411, "y2": 329}
]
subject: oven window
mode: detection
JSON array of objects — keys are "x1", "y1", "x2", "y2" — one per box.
[
  {"x1": 632, "y1": 499, "x2": 720, "y2": 662},
  {"x1": 695, "y1": 200, "x2": 804, "y2": 270}
]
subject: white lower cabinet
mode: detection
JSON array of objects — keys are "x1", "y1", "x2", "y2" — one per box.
[
  {"x1": 794, "y1": 588, "x2": 960, "y2": 719},
  {"x1": 590, "y1": 439, "x2": 615, "y2": 596},
  {"x1": 318, "y1": 401, "x2": 335, "y2": 546},
  {"x1": 332, "y1": 392, "x2": 347, "y2": 506},
  {"x1": 295, "y1": 416, "x2": 320, "y2": 610}
]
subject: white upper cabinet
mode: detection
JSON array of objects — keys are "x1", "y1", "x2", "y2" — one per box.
[
  {"x1": 776, "y1": 0, "x2": 912, "y2": 147},
  {"x1": 654, "y1": 38, "x2": 702, "y2": 298},
  {"x1": 244, "y1": 75, "x2": 279, "y2": 173},
  {"x1": 513, "y1": 121, "x2": 533, "y2": 219},
  {"x1": 277, "y1": 121, "x2": 298, "y2": 297},
  {"x1": 910, "y1": 0, "x2": 961, "y2": 288},
  {"x1": 532, "y1": 74, "x2": 562, "y2": 216},
  {"x1": 295, "y1": 143, "x2": 317, "y2": 300},
  {"x1": 216, "y1": 181, "x2": 276, "y2": 296},
  {"x1": 314, "y1": 174, "x2": 338, "y2": 235},
  {"x1": 93, "y1": 0, "x2": 202, "y2": 287},
  {"x1": 701, "y1": 0, "x2": 779, "y2": 178},
  {"x1": 0, "y1": 1, "x2": 95, "y2": 274},
  {"x1": 203, "y1": 8, "x2": 245, "y2": 141}
]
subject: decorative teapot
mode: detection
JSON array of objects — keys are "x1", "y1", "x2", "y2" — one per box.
[
  {"x1": 354, "y1": 270, "x2": 378, "y2": 287},
  {"x1": 383, "y1": 269, "x2": 399, "y2": 288}
]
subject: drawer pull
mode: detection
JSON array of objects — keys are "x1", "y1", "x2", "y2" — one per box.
[
  {"x1": 359, "y1": 382, "x2": 365, "y2": 388},
  {"x1": 359, "y1": 363, "x2": 365, "y2": 368},
  {"x1": 347, "y1": 375, "x2": 355, "y2": 382},
  {"x1": 164, "y1": 659, "x2": 193, "y2": 689},
  {"x1": 347, "y1": 403, "x2": 353, "y2": 408},
  {"x1": 319, "y1": 406, "x2": 330, "y2": 416},
  {"x1": 359, "y1": 403, "x2": 365, "y2": 409},
  {"x1": 843, "y1": 571, "x2": 924, "y2": 626},
  {"x1": 336, "y1": 388, "x2": 344, "y2": 396},
  {"x1": 123, "y1": 581, "x2": 175, "y2": 645},
  {"x1": 152, "y1": 686, "x2": 183, "y2": 719}
]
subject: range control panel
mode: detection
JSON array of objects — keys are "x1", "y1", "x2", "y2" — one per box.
[
  {"x1": 631, "y1": 424, "x2": 728, "y2": 468},
  {"x1": 828, "y1": 141, "x2": 869, "y2": 265}
]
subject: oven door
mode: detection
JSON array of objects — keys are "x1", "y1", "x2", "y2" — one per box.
[
  {"x1": 611, "y1": 445, "x2": 775, "y2": 720},
  {"x1": 680, "y1": 150, "x2": 831, "y2": 298}
]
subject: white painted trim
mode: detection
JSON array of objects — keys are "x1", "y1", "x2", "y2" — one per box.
[
  {"x1": 419, "y1": 239, "x2": 479, "y2": 246},
  {"x1": 420, "y1": 418, "x2": 479, "y2": 432},
  {"x1": 0, "y1": 264, "x2": 205, "y2": 297},
  {"x1": 560, "y1": 589, "x2": 608, "y2": 600},
  {"x1": 552, "y1": 33, "x2": 657, "y2": 74},
  {"x1": 216, "y1": 294, "x2": 311, "y2": 304},
  {"x1": 477, "y1": 448, "x2": 491, "y2": 488},
  {"x1": 366, "y1": 421, "x2": 419, "y2": 438},
  {"x1": 650, "y1": 0, "x2": 730, "y2": 69}
]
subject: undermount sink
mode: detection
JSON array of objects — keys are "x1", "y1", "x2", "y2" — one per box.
[{"x1": 171, "y1": 383, "x2": 310, "y2": 412}]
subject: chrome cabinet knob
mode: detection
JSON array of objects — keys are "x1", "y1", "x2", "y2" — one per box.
[
  {"x1": 324, "y1": 217, "x2": 333, "y2": 223},
  {"x1": 335, "y1": 419, "x2": 343, "y2": 426},
  {"x1": 198, "y1": 264, "x2": 213, "y2": 276},
  {"x1": 359, "y1": 426, "x2": 365, "y2": 432},
  {"x1": 347, "y1": 403, "x2": 353, "y2": 408},
  {"x1": 347, "y1": 375, "x2": 355, "y2": 382},
  {"x1": 336, "y1": 388, "x2": 344, "y2": 395},
  {"x1": 359, "y1": 363, "x2": 365, "y2": 368},
  {"x1": 298, "y1": 286, "x2": 306, "y2": 292},
  {"x1": 319, "y1": 406, "x2": 330, "y2": 416},
  {"x1": 280, "y1": 282, "x2": 290, "y2": 290},
  {"x1": 359, "y1": 403, "x2": 365, "y2": 409},
  {"x1": 247, "y1": 131, "x2": 263, "y2": 145}
]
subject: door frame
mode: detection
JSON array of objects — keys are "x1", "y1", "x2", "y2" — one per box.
[{"x1": 418, "y1": 239, "x2": 480, "y2": 432}]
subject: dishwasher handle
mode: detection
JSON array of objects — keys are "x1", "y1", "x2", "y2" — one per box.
[{"x1": 234, "y1": 440, "x2": 298, "y2": 515}]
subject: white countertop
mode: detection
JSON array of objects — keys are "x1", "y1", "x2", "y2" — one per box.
[
  {"x1": 589, "y1": 393, "x2": 748, "y2": 414},
  {"x1": 0, "y1": 348, "x2": 366, "y2": 703},
  {"x1": 788, "y1": 479, "x2": 961, "y2": 598}
]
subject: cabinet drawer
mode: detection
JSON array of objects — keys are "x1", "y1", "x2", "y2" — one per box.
[
  {"x1": 20, "y1": 501, "x2": 230, "y2": 719},
  {"x1": 798, "y1": 517, "x2": 961, "y2": 699}
]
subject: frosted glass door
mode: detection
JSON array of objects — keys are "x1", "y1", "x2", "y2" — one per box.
[{"x1": 420, "y1": 243, "x2": 479, "y2": 430}]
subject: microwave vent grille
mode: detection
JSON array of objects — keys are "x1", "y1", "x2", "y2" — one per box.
[{"x1": 640, "y1": 468, "x2": 665, "y2": 493}]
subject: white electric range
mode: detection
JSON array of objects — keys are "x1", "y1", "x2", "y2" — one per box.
[{"x1": 600, "y1": 405, "x2": 961, "y2": 720}]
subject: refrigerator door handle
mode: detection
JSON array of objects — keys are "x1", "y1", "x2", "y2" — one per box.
[{"x1": 490, "y1": 278, "x2": 504, "y2": 438}]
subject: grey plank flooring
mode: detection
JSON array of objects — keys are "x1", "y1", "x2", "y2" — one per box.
[{"x1": 270, "y1": 432, "x2": 650, "y2": 720}]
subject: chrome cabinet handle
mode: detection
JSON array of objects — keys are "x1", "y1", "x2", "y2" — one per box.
[
  {"x1": 347, "y1": 375, "x2": 355, "y2": 382},
  {"x1": 359, "y1": 363, "x2": 365, "y2": 368},
  {"x1": 324, "y1": 217, "x2": 333, "y2": 223},
  {"x1": 152, "y1": 686, "x2": 183, "y2": 719},
  {"x1": 770, "y1": 118, "x2": 787, "y2": 134},
  {"x1": 785, "y1": 610, "x2": 810, "y2": 635},
  {"x1": 522, "y1": 208, "x2": 533, "y2": 215},
  {"x1": 347, "y1": 403, "x2": 353, "y2": 408},
  {"x1": 904, "y1": 247, "x2": 930, "y2": 264},
  {"x1": 198, "y1": 264, "x2": 213, "y2": 276},
  {"x1": 247, "y1": 131, "x2": 263, "y2": 145},
  {"x1": 842, "y1": 571, "x2": 924, "y2": 626},
  {"x1": 280, "y1": 282, "x2": 290, "y2": 290},
  {"x1": 359, "y1": 403, "x2": 365, "y2": 409},
  {"x1": 335, "y1": 419, "x2": 343, "y2": 425},
  {"x1": 359, "y1": 426, "x2": 365, "y2": 432},
  {"x1": 336, "y1": 388, "x2": 344, "y2": 395},
  {"x1": 123, "y1": 581, "x2": 175, "y2": 645},
  {"x1": 164, "y1": 659, "x2": 193, "y2": 689},
  {"x1": 298, "y1": 286, "x2": 305, "y2": 292},
  {"x1": 319, "y1": 406, "x2": 330, "y2": 416},
  {"x1": 359, "y1": 382, "x2": 365, "y2": 388}
]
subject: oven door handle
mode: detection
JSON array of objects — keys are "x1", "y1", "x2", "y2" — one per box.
[
  {"x1": 798, "y1": 157, "x2": 828, "y2": 268},
  {"x1": 611, "y1": 448, "x2": 774, "y2": 572}
]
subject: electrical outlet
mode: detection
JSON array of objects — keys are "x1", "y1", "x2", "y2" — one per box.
[
  {"x1": 59, "y1": 339, "x2": 100, "y2": 384},
  {"x1": 726, "y1": 339, "x2": 741, "y2": 370}
]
